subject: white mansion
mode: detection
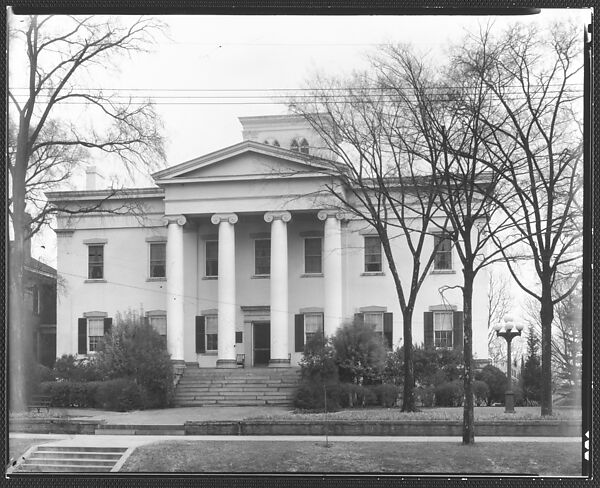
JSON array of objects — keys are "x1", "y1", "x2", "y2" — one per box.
[{"x1": 48, "y1": 115, "x2": 489, "y2": 371}]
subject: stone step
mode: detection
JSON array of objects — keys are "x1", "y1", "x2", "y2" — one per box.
[
  {"x1": 18, "y1": 463, "x2": 113, "y2": 472},
  {"x1": 29, "y1": 451, "x2": 124, "y2": 460},
  {"x1": 36, "y1": 446, "x2": 127, "y2": 453},
  {"x1": 15, "y1": 445, "x2": 127, "y2": 473},
  {"x1": 24, "y1": 457, "x2": 116, "y2": 466}
]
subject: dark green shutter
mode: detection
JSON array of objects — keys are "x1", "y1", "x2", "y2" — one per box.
[
  {"x1": 295, "y1": 314, "x2": 304, "y2": 352},
  {"x1": 453, "y1": 311, "x2": 464, "y2": 350},
  {"x1": 383, "y1": 312, "x2": 393, "y2": 349},
  {"x1": 196, "y1": 316, "x2": 205, "y2": 353},
  {"x1": 235, "y1": 331, "x2": 243, "y2": 343},
  {"x1": 354, "y1": 313, "x2": 364, "y2": 326},
  {"x1": 78, "y1": 318, "x2": 87, "y2": 354},
  {"x1": 424, "y1": 312, "x2": 434, "y2": 349},
  {"x1": 103, "y1": 317, "x2": 112, "y2": 335}
]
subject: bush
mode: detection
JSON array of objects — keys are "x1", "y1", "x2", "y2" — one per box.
[
  {"x1": 475, "y1": 365, "x2": 507, "y2": 406},
  {"x1": 299, "y1": 332, "x2": 339, "y2": 383},
  {"x1": 293, "y1": 381, "x2": 341, "y2": 412},
  {"x1": 338, "y1": 383, "x2": 378, "y2": 408},
  {"x1": 372, "y1": 383, "x2": 400, "y2": 407},
  {"x1": 94, "y1": 379, "x2": 146, "y2": 411},
  {"x1": 95, "y1": 310, "x2": 174, "y2": 408},
  {"x1": 414, "y1": 385, "x2": 435, "y2": 407},
  {"x1": 382, "y1": 349, "x2": 404, "y2": 386},
  {"x1": 434, "y1": 380, "x2": 464, "y2": 407},
  {"x1": 472, "y1": 380, "x2": 490, "y2": 406},
  {"x1": 411, "y1": 346, "x2": 463, "y2": 387},
  {"x1": 53, "y1": 354, "x2": 101, "y2": 382},
  {"x1": 40, "y1": 381, "x2": 98, "y2": 408},
  {"x1": 332, "y1": 319, "x2": 387, "y2": 384},
  {"x1": 35, "y1": 363, "x2": 55, "y2": 383}
]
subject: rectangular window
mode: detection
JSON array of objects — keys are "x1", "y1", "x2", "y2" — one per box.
[
  {"x1": 206, "y1": 315, "x2": 218, "y2": 351},
  {"x1": 255, "y1": 239, "x2": 271, "y2": 275},
  {"x1": 205, "y1": 240, "x2": 218, "y2": 277},
  {"x1": 364, "y1": 312, "x2": 384, "y2": 334},
  {"x1": 434, "y1": 312, "x2": 453, "y2": 348},
  {"x1": 88, "y1": 317, "x2": 104, "y2": 352},
  {"x1": 304, "y1": 237, "x2": 322, "y2": 274},
  {"x1": 434, "y1": 234, "x2": 453, "y2": 270},
  {"x1": 304, "y1": 313, "x2": 323, "y2": 343},
  {"x1": 364, "y1": 236, "x2": 382, "y2": 272},
  {"x1": 149, "y1": 315, "x2": 167, "y2": 337},
  {"x1": 149, "y1": 243, "x2": 166, "y2": 278},
  {"x1": 88, "y1": 245, "x2": 104, "y2": 279}
]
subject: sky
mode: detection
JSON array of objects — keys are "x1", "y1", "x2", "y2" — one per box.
[{"x1": 8, "y1": 9, "x2": 591, "y2": 280}]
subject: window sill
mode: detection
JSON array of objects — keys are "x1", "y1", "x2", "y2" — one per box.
[
  {"x1": 251, "y1": 275, "x2": 270, "y2": 279},
  {"x1": 361, "y1": 272, "x2": 385, "y2": 277},
  {"x1": 301, "y1": 273, "x2": 323, "y2": 278},
  {"x1": 431, "y1": 270, "x2": 456, "y2": 274},
  {"x1": 200, "y1": 351, "x2": 218, "y2": 356},
  {"x1": 202, "y1": 276, "x2": 218, "y2": 280},
  {"x1": 84, "y1": 279, "x2": 107, "y2": 283},
  {"x1": 146, "y1": 277, "x2": 166, "y2": 282}
]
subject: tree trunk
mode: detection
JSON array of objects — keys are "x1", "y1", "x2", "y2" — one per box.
[
  {"x1": 401, "y1": 308, "x2": 416, "y2": 412},
  {"x1": 462, "y1": 267, "x2": 475, "y2": 444},
  {"x1": 540, "y1": 281, "x2": 554, "y2": 416}
]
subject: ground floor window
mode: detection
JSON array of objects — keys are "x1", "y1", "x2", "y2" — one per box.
[
  {"x1": 148, "y1": 315, "x2": 167, "y2": 344},
  {"x1": 434, "y1": 311, "x2": 453, "y2": 348},
  {"x1": 87, "y1": 317, "x2": 104, "y2": 352},
  {"x1": 304, "y1": 313, "x2": 323, "y2": 343},
  {"x1": 206, "y1": 315, "x2": 218, "y2": 351}
]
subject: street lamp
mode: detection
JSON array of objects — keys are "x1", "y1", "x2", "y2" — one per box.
[{"x1": 493, "y1": 315, "x2": 524, "y2": 413}]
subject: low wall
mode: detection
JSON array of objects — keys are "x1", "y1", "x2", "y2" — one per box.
[
  {"x1": 184, "y1": 419, "x2": 581, "y2": 437},
  {"x1": 9, "y1": 418, "x2": 104, "y2": 435}
]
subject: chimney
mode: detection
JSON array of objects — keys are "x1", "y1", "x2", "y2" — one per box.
[{"x1": 85, "y1": 166, "x2": 102, "y2": 191}]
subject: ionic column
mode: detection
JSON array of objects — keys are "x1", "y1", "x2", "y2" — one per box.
[
  {"x1": 211, "y1": 213, "x2": 238, "y2": 368},
  {"x1": 164, "y1": 215, "x2": 187, "y2": 371},
  {"x1": 318, "y1": 210, "x2": 344, "y2": 337},
  {"x1": 264, "y1": 211, "x2": 292, "y2": 366}
]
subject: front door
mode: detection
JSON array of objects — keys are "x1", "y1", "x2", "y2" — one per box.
[{"x1": 253, "y1": 322, "x2": 270, "y2": 366}]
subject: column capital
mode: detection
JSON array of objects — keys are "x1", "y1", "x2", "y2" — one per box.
[
  {"x1": 163, "y1": 215, "x2": 187, "y2": 226},
  {"x1": 264, "y1": 211, "x2": 292, "y2": 223},
  {"x1": 211, "y1": 213, "x2": 238, "y2": 225},
  {"x1": 317, "y1": 209, "x2": 347, "y2": 221}
]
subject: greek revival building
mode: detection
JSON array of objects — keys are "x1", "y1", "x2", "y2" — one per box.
[{"x1": 48, "y1": 115, "x2": 490, "y2": 372}]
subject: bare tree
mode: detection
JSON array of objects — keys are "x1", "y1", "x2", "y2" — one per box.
[
  {"x1": 290, "y1": 69, "x2": 451, "y2": 412},
  {"x1": 457, "y1": 21, "x2": 584, "y2": 416},
  {"x1": 8, "y1": 13, "x2": 166, "y2": 411}
]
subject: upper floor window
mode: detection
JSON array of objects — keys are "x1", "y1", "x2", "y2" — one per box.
[
  {"x1": 149, "y1": 243, "x2": 166, "y2": 278},
  {"x1": 205, "y1": 240, "x2": 218, "y2": 277},
  {"x1": 304, "y1": 312, "x2": 323, "y2": 343},
  {"x1": 87, "y1": 317, "x2": 105, "y2": 352},
  {"x1": 433, "y1": 234, "x2": 453, "y2": 270},
  {"x1": 206, "y1": 315, "x2": 218, "y2": 351},
  {"x1": 255, "y1": 239, "x2": 271, "y2": 275},
  {"x1": 88, "y1": 245, "x2": 104, "y2": 279},
  {"x1": 299, "y1": 138, "x2": 309, "y2": 154},
  {"x1": 364, "y1": 236, "x2": 382, "y2": 272},
  {"x1": 434, "y1": 311, "x2": 453, "y2": 348},
  {"x1": 304, "y1": 237, "x2": 322, "y2": 274}
]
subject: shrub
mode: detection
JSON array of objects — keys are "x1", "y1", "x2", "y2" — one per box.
[
  {"x1": 35, "y1": 364, "x2": 55, "y2": 383},
  {"x1": 94, "y1": 378, "x2": 146, "y2": 411},
  {"x1": 434, "y1": 380, "x2": 464, "y2": 407},
  {"x1": 414, "y1": 385, "x2": 435, "y2": 407},
  {"x1": 373, "y1": 383, "x2": 400, "y2": 407},
  {"x1": 332, "y1": 319, "x2": 387, "y2": 384},
  {"x1": 475, "y1": 365, "x2": 507, "y2": 406},
  {"x1": 299, "y1": 332, "x2": 339, "y2": 383},
  {"x1": 472, "y1": 380, "x2": 490, "y2": 406},
  {"x1": 293, "y1": 380, "x2": 341, "y2": 412},
  {"x1": 411, "y1": 346, "x2": 463, "y2": 387},
  {"x1": 53, "y1": 354, "x2": 101, "y2": 382},
  {"x1": 382, "y1": 348, "x2": 404, "y2": 386},
  {"x1": 338, "y1": 383, "x2": 378, "y2": 408},
  {"x1": 40, "y1": 381, "x2": 98, "y2": 408},
  {"x1": 95, "y1": 310, "x2": 174, "y2": 408}
]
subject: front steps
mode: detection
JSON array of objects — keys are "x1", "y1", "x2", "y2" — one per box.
[
  {"x1": 174, "y1": 366, "x2": 301, "y2": 407},
  {"x1": 15, "y1": 445, "x2": 127, "y2": 473}
]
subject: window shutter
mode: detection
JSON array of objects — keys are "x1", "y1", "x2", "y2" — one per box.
[
  {"x1": 78, "y1": 318, "x2": 87, "y2": 354},
  {"x1": 424, "y1": 312, "x2": 433, "y2": 349},
  {"x1": 320, "y1": 313, "x2": 325, "y2": 336},
  {"x1": 354, "y1": 313, "x2": 364, "y2": 326},
  {"x1": 103, "y1": 317, "x2": 112, "y2": 335},
  {"x1": 453, "y1": 311, "x2": 464, "y2": 350},
  {"x1": 295, "y1": 314, "x2": 304, "y2": 352},
  {"x1": 383, "y1": 312, "x2": 393, "y2": 349},
  {"x1": 235, "y1": 331, "x2": 243, "y2": 343},
  {"x1": 195, "y1": 316, "x2": 206, "y2": 353}
]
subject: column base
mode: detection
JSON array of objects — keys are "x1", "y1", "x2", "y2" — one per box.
[
  {"x1": 171, "y1": 360, "x2": 186, "y2": 387},
  {"x1": 268, "y1": 358, "x2": 291, "y2": 368},
  {"x1": 216, "y1": 359, "x2": 238, "y2": 368}
]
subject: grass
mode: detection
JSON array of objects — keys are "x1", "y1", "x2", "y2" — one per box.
[
  {"x1": 120, "y1": 440, "x2": 581, "y2": 475},
  {"x1": 246, "y1": 406, "x2": 581, "y2": 422}
]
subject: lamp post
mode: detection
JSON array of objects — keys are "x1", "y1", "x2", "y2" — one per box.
[{"x1": 493, "y1": 315, "x2": 524, "y2": 413}]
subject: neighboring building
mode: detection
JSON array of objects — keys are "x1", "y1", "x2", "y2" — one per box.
[
  {"x1": 47, "y1": 114, "x2": 489, "y2": 371},
  {"x1": 11, "y1": 238, "x2": 58, "y2": 368}
]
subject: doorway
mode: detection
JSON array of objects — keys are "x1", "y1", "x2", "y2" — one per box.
[{"x1": 253, "y1": 322, "x2": 270, "y2": 366}]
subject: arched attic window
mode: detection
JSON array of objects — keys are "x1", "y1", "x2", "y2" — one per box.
[
  {"x1": 290, "y1": 139, "x2": 299, "y2": 152},
  {"x1": 300, "y1": 138, "x2": 309, "y2": 154},
  {"x1": 273, "y1": 139, "x2": 280, "y2": 147},
  {"x1": 263, "y1": 140, "x2": 270, "y2": 145}
]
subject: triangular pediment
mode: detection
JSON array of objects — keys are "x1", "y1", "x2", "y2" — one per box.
[{"x1": 153, "y1": 141, "x2": 335, "y2": 182}]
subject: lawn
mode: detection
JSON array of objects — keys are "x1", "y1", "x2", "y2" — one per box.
[
  {"x1": 120, "y1": 440, "x2": 581, "y2": 475},
  {"x1": 247, "y1": 406, "x2": 581, "y2": 422}
]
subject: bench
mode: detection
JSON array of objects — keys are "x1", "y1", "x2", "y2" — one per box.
[
  {"x1": 28, "y1": 395, "x2": 51, "y2": 413},
  {"x1": 236, "y1": 353, "x2": 246, "y2": 368}
]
